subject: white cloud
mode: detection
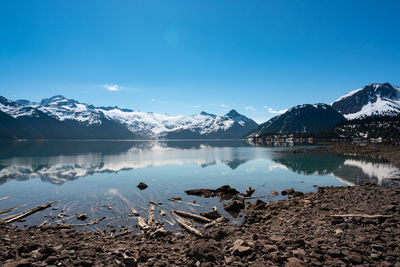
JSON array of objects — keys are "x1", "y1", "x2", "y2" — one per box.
[
  {"x1": 264, "y1": 106, "x2": 288, "y2": 114},
  {"x1": 220, "y1": 104, "x2": 227, "y2": 107},
  {"x1": 151, "y1": 98, "x2": 157, "y2": 102},
  {"x1": 245, "y1": 106, "x2": 255, "y2": 111},
  {"x1": 192, "y1": 105, "x2": 200, "y2": 108},
  {"x1": 104, "y1": 84, "x2": 121, "y2": 91}
]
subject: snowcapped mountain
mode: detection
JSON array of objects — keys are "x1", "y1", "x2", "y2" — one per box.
[
  {"x1": 0, "y1": 96, "x2": 42, "y2": 118},
  {"x1": 331, "y1": 82, "x2": 400, "y2": 119},
  {"x1": 0, "y1": 95, "x2": 258, "y2": 140},
  {"x1": 249, "y1": 103, "x2": 346, "y2": 136}
]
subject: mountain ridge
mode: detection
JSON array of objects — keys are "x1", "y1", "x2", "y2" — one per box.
[
  {"x1": 331, "y1": 82, "x2": 400, "y2": 119},
  {"x1": 0, "y1": 95, "x2": 258, "y2": 140}
]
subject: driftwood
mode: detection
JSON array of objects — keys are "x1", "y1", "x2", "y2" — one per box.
[
  {"x1": 39, "y1": 220, "x2": 48, "y2": 227},
  {"x1": 1, "y1": 201, "x2": 57, "y2": 224},
  {"x1": 163, "y1": 218, "x2": 175, "y2": 226},
  {"x1": 150, "y1": 201, "x2": 161, "y2": 206},
  {"x1": 111, "y1": 190, "x2": 150, "y2": 231},
  {"x1": 204, "y1": 217, "x2": 227, "y2": 229},
  {"x1": 240, "y1": 196, "x2": 265, "y2": 200},
  {"x1": 137, "y1": 217, "x2": 150, "y2": 231},
  {"x1": 175, "y1": 216, "x2": 203, "y2": 237},
  {"x1": 331, "y1": 214, "x2": 392, "y2": 218},
  {"x1": 57, "y1": 217, "x2": 106, "y2": 228},
  {"x1": 0, "y1": 205, "x2": 23, "y2": 216},
  {"x1": 172, "y1": 210, "x2": 212, "y2": 224},
  {"x1": 112, "y1": 190, "x2": 140, "y2": 215},
  {"x1": 168, "y1": 198, "x2": 200, "y2": 207},
  {"x1": 95, "y1": 227, "x2": 106, "y2": 236},
  {"x1": 147, "y1": 202, "x2": 156, "y2": 226}
]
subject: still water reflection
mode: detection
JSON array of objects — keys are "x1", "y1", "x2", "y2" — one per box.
[{"x1": 0, "y1": 141, "x2": 398, "y2": 231}]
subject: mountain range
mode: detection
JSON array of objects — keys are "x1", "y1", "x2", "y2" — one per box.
[
  {"x1": 0, "y1": 82, "x2": 399, "y2": 140},
  {"x1": 0, "y1": 95, "x2": 258, "y2": 140}
]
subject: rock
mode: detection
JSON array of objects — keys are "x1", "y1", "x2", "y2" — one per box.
[
  {"x1": 224, "y1": 199, "x2": 245, "y2": 213},
  {"x1": 200, "y1": 210, "x2": 222, "y2": 220},
  {"x1": 347, "y1": 252, "x2": 363, "y2": 264},
  {"x1": 327, "y1": 248, "x2": 342, "y2": 257},
  {"x1": 76, "y1": 213, "x2": 88, "y2": 221},
  {"x1": 281, "y1": 188, "x2": 295, "y2": 196},
  {"x1": 334, "y1": 229, "x2": 343, "y2": 234},
  {"x1": 285, "y1": 257, "x2": 305, "y2": 267},
  {"x1": 122, "y1": 252, "x2": 137, "y2": 266},
  {"x1": 212, "y1": 230, "x2": 229, "y2": 241},
  {"x1": 137, "y1": 182, "x2": 148, "y2": 190},
  {"x1": 188, "y1": 241, "x2": 220, "y2": 261},
  {"x1": 263, "y1": 244, "x2": 278, "y2": 253},
  {"x1": 292, "y1": 191, "x2": 304, "y2": 197},
  {"x1": 216, "y1": 185, "x2": 240, "y2": 197},
  {"x1": 224, "y1": 256, "x2": 234, "y2": 264},
  {"x1": 371, "y1": 244, "x2": 384, "y2": 252},
  {"x1": 185, "y1": 185, "x2": 239, "y2": 199},
  {"x1": 231, "y1": 239, "x2": 253, "y2": 257},
  {"x1": 243, "y1": 187, "x2": 255, "y2": 197}
]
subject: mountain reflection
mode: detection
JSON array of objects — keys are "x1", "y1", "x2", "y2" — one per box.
[
  {"x1": 0, "y1": 141, "x2": 398, "y2": 185},
  {"x1": 0, "y1": 141, "x2": 257, "y2": 185},
  {"x1": 271, "y1": 152, "x2": 400, "y2": 185}
]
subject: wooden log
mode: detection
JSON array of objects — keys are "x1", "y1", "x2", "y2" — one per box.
[
  {"x1": 0, "y1": 205, "x2": 22, "y2": 216},
  {"x1": 147, "y1": 202, "x2": 155, "y2": 226},
  {"x1": 111, "y1": 189, "x2": 150, "y2": 231},
  {"x1": 168, "y1": 198, "x2": 200, "y2": 207},
  {"x1": 175, "y1": 216, "x2": 203, "y2": 237},
  {"x1": 204, "y1": 217, "x2": 227, "y2": 229},
  {"x1": 95, "y1": 227, "x2": 106, "y2": 236},
  {"x1": 240, "y1": 196, "x2": 265, "y2": 200},
  {"x1": 163, "y1": 218, "x2": 175, "y2": 226},
  {"x1": 1, "y1": 201, "x2": 57, "y2": 224},
  {"x1": 39, "y1": 220, "x2": 48, "y2": 227},
  {"x1": 172, "y1": 210, "x2": 212, "y2": 224},
  {"x1": 137, "y1": 217, "x2": 150, "y2": 231}
]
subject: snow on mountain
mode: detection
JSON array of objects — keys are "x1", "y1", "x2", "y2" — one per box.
[
  {"x1": 332, "y1": 82, "x2": 400, "y2": 119},
  {"x1": 34, "y1": 95, "x2": 103, "y2": 125},
  {"x1": 98, "y1": 107, "x2": 250, "y2": 137},
  {"x1": 331, "y1": 88, "x2": 363, "y2": 104},
  {"x1": 0, "y1": 96, "x2": 41, "y2": 118},
  {"x1": 344, "y1": 95, "x2": 400, "y2": 120},
  {"x1": 1, "y1": 95, "x2": 258, "y2": 139}
]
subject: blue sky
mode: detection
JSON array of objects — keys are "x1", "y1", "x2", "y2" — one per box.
[{"x1": 0, "y1": 0, "x2": 399, "y2": 123}]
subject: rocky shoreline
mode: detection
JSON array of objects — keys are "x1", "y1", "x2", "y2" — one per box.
[{"x1": 1, "y1": 183, "x2": 400, "y2": 266}]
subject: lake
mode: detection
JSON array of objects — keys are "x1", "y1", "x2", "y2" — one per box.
[{"x1": 0, "y1": 140, "x2": 399, "y2": 232}]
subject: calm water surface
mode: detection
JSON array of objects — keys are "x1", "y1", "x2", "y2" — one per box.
[{"x1": 0, "y1": 141, "x2": 399, "y2": 232}]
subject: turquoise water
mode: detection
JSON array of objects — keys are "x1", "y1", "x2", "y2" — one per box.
[{"x1": 0, "y1": 141, "x2": 398, "y2": 231}]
